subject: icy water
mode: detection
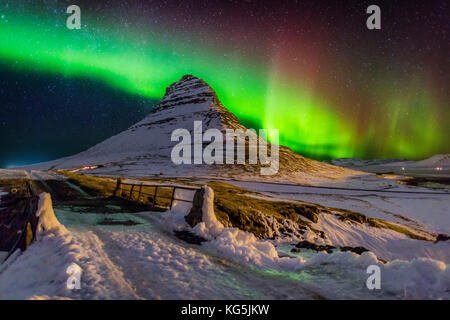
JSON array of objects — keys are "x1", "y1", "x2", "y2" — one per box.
[{"x1": 52, "y1": 208, "x2": 396, "y2": 300}]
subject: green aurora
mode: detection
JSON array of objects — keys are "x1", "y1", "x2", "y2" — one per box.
[{"x1": 0, "y1": 6, "x2": 446, "y2": 160}]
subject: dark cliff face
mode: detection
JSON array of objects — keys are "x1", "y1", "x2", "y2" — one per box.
[{"x1": 146, "y1": 74, "x2": 243, "y2": 131}]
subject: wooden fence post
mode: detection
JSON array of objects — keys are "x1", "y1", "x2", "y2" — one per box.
[
  {"x1": 137, "y1": 184, "x2": 143, "y2": 202},
  {"x1": 153, "y1": 186, "x2": 158, "y2": 206},
  {"x1": 113, "y1": 179, "x2": 122, "y2": 197},
  {"x1": 170, "y1": 187, "x2": 176, "y2": 209},
  {"x1": 130, "y1": 185, "x2": 135, "y2": 200}
]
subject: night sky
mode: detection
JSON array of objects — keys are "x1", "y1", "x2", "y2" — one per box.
[{"x1": 0, "y1": 0, "x2": 449, "y2": 168}]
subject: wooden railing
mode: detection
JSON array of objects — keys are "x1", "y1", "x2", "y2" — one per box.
[
  {"x1": 113, "y1": 180, "x2": 199, "y2": 209},
  {"x1": 0, "y1": 182, "x2": 39, "y2": 263}
]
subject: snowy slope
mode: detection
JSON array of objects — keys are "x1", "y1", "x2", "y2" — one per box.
[
  {"x1": 329, "y1": 154, "x2": 450, "y2": 170},
  {"x1": 393, "y1": 154, "x2": 450, "y2": 168},
  {"x1": 325, "y1": 158, "x2": 410, "y2": 168},
  {"x1": 24, "y1": 75, "x2": 358, "y2": 184}
]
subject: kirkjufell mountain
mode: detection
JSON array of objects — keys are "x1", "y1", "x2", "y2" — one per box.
[{"x1": 27, "y1": 75, "x2": 357, "y2": 183}]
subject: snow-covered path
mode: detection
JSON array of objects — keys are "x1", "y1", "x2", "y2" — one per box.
[
  {"x1": 1, "y1": 169, "x2": 449, "y2": 300},
  {"x1": 1, "y1": 198, "x2": 449, "y2": 300},
  {"x1": 54, "y1": 209, "x2": 329, "y2": 300}
]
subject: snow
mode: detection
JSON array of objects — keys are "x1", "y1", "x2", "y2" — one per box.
[
  {"x1": 0, "y1": 185, "x2": 449, "y2": 299},
  {"x1": 228, "y1": 180, "x2": 450, "y2": 235},
  {"x1": 390, "y1": 154, "x2": 450, "y2": 169},
  {"x1": 326, "y1": 154, "x2": 450, "y2": 170},
  {"x1": 325, "y1": 158, "x2": 409, "y2": 168},
  {"x1": 186, "y1": 188, "x2": 450, "y2": 299},
  {"x1": 1, "y1": 75, "x2": 448, "y2": 299},
  {"x1": 35, "y1": 193, "x2": 68, "y2": 239},
  {"x1": 0, "y1": 193, "x2": 138, "y2": 299},
  {"x1": 314, "y1": 213, "x2": 450, "y2": 263},
  {"x1": 0, "y1": 169, "x2": 30, "y2": 179},
  {"x1": 193, "y1": 186, "x2": 224, "y2": 239}
]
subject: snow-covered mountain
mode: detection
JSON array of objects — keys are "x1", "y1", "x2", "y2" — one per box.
[
  {"x1": 26, "y1": 75, "x2": 357, "y2": 183},
  {"x1": 324, "y1": 158, "x2": 409, "y2": 168},
  {"x1": 325, "y1": 154, "x2": 450, "y2": 178},
  {"x1": 388, "y1": 154, "x2": 450, "y2": 168}
]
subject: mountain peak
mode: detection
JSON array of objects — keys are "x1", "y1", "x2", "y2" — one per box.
[
  {"x1": 161, "y1": 74, "x2": 218, "y2": 106},
  {"x1": 146, "y1": 74, "x2": 241, "y2": 130},
  {"x1": 24, "y1": 74, "x2": 355, "y2": 183},
  {"x1": 180, "y1": 74, "x2": 200, "y2": 81}
]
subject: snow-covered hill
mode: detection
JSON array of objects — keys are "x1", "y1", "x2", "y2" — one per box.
[
  {"x1": 389, "y1": 154, "x2": 450, "y2": 169},
  {"x1": 326, "y1": 154, "x2": 450, "y2": 171},
  {"x1": 25, "y1": 75, "x2": 357, "y2": 184},
  {"x1": 324, "y1": 158, "x2": 409, "y2": 168}
]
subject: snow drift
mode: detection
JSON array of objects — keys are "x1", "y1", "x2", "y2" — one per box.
[
  {"x1": 189, "y1": 187, "x2": 450, "y2": 299},
  {"x1": 35, "y1": 193, "x2": 68, "y2": 239}
]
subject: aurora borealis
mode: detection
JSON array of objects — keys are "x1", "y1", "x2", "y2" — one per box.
[{"x1": 0, "y1": 0, "x2": 448, "y2": 167}]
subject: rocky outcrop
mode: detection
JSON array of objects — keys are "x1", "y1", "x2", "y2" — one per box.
[{"x1": 291, "y1": 240, "x2": 370, "y2": 256}]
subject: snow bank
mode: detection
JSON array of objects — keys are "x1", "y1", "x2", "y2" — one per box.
[
  {"x1": 193, "y1": 186, "x2": 224, "y2": 239},
  {"x1": 315, "y1": 213, "x2": 450, "y2": 263},
  {"x1": 190, "y1": 186, "x2": 280, "y2": 267},
  {"x1": 211, "y1": 229, "x2": 280, "y2": 268},
  {"x1": 0, "y1": 193, "x2": 140, "y2": 299},
  {"x1": 35, "y1": 193, "x2": 68, "y2": 239},
  {"x1": 0, "y1": 169, "x2": 29, "y2": 179},
  {"x1": 191, "y1": 187, "x2": 450, "y2": 299},
  {"x1": 0, "y1": 193, "x2": 77, "y2": 299},
  {"x1": 0, "y1": 228, "x2": 78, "y2": 299}
]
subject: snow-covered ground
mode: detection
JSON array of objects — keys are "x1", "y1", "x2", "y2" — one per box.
[
  {"x1": 388, "y1": 154, "x2": 450, "y2": 169},
  {"x1": 326, "y1": 154, "x2": 450, "y2": 170},
  {"x1": 227, "y1": 181, "x2": 450, "y2": 235},
  {"x1": 1, "y1": 182, "x2": 449, "y2": 300},
  {"x1": 0, "y1": 193, "x2": 378, "y2": 299},
  {"x1": 327, "y1": 154, "x2": 450, "y2": 178}
]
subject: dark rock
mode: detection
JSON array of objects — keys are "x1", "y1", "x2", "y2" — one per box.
[
  {"x1": 97, "y1": 218, "x2": 140, "y2": 226},
  {"x1": 339, "y1": 246, "x2": 369, "y2": 255},
  {"x1": 292, "y1": 205, "x2": 320, "y2": 223},
  {"x1": 174, "y1": 230, "x2": 207, "y2": 245},
  {"x1": 294, "y1": 240, "x2": 335, "y2": 253},
  {"x1": 435, "y1": 234, "x2": 450, "y2": 243},
  {"x1": 292, "y1": 241, "x2": 371, "y2": 256},
  {"x1": 185, "y1": 187, "x2": 205, "y2": 227}
]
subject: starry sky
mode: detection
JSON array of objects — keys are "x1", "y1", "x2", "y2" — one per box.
[{"x1": 0, "y1": 0, "x2": 449, "y2": 168}]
